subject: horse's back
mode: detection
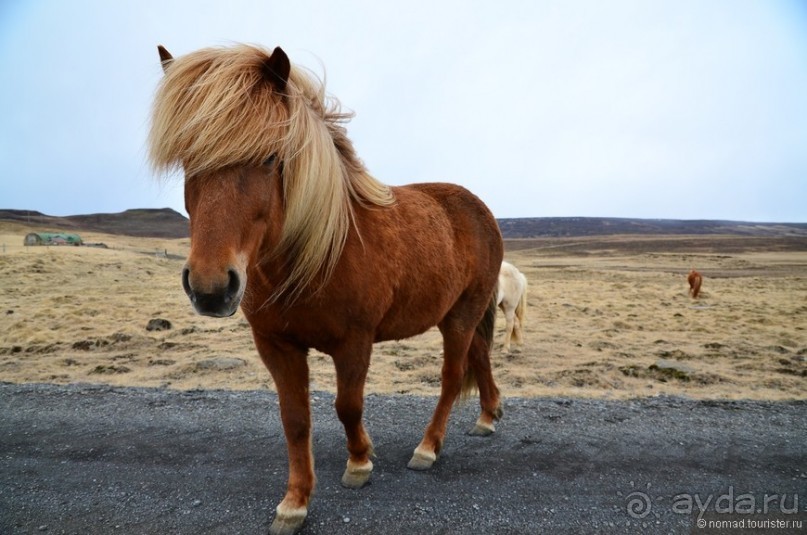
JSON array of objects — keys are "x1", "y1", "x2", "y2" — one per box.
[
  {"x1": 389, "y1": 182, "x2": 502, "y2": 272},
  {"x1": 406, "y1": 183, "x2": 501, "y2": 245}
]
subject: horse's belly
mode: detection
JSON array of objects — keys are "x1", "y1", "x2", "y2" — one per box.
[
  {"x1": 372, "y1": 292, "x2": 456, "y2": 342},
  {"x1": 374, "y1": 319, "x2": 434, "y2": 343}
]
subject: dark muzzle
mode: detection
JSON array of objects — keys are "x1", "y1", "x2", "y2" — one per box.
[{"x1": 182, "y1": 267, "x2": 242, "y2": 317}]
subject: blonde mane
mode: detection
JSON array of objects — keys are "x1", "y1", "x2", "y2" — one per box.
[{"x1": 148, "y1": 44, "x2": 395, "y2": 299}]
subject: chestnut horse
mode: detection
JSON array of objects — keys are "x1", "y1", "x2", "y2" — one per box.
[
  {"x1": 149, "y1": 44, "x2": 503, "y2": 534},
  {"x1": 688, "y1": 269, "x2": 703, "y2": 298},
  {"x1": 496, "y1": 261, "x2": 528, "y2": 353}
]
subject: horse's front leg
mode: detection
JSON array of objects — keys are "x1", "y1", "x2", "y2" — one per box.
[
  {"x1": 254, "y1": 334, "x2": 314, "y2": 535},
  {"x1": 332, "y1": 339, "x2": 374, "y2": 489}
]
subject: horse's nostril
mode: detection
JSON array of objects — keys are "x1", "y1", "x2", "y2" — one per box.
[
  {"x1": 182, "y1": 267, "x2": 192, "y2": 297},
  {"x1": 225, "y1": 269, "x2": 240, "y2": 303}
]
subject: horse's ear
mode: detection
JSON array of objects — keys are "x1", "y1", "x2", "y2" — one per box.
[
  {"x1": 157, "y1": 45, "x2": 173, "y2": 74},
  {"x1": 262, "y1": 47, "x2": 290, "y2": 93}
]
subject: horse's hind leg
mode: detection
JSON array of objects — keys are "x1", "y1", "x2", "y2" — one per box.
[
  {"x1": 512, "y1": 315, "x2": 523, "y2": 344},
  {"x1": 408, "y1": 325, "x2": 474, "y2": 470},
  {"x1": 467, "y1": 327, "x2": 503, "y2": 436},
  {"x1": 502, "y1": 307, "x2": 515, "y2": 354},
  {"x1": 332, "y1": 340, "x2": 374, "y2": 489}
]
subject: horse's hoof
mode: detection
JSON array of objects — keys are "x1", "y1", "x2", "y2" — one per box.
[
  {"x1": 407, "y1": 446, "x2": 437, "y2": 471},
  {"x1": 341, "y1": 459, "x2": 373, "y2": 489},
  {"x1": 269, "y1": 505, "x2": 307, "y2": 535},
  {"x1": 468, "y1": 419, "x2": 495, "y2": 436}
]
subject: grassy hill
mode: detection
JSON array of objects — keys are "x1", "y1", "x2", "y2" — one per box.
[
  {"x1": 0, "y1": 208, "x2": 188, "y2": 239},
  {"x1": 1, "y1": 209, "x2": 805, "y2": 240},
  {"x1": 496, "y1": 216, "x2": 807, "y2": 238}
]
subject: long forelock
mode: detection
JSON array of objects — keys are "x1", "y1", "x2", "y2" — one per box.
[
  {"x1": 148, "y1": 44, "x2": 395, "y2": 301},
  {"x1": 148, "y1": 45, "x2": 290, "y2": 177}
]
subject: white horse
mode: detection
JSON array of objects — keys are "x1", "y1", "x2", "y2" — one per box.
[{"x1": 496, "y1": 261, "x2": 528, "y2": 353}]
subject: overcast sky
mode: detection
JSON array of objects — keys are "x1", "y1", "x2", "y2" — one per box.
[{"x1": 1, "y1": 1, "x2": 805, "y2": 221}]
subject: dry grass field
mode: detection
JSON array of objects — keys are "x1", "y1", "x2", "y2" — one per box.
[{"x1": 1, "y1": 222, "x2": 805, "y2": 400}]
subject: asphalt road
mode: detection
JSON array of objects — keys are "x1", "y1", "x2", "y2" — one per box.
[{"x1": 1, "y1": 383, "x2": 805, "y2": 534}]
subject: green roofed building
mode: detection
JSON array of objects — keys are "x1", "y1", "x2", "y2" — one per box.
[{"x1": 24, "y1": 232, "x2": 83, "y2": 246}]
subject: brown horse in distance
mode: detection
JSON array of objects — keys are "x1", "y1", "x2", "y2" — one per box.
[
  {"x1": 149, "y1": 44, "x2": 504, "y2": 535},
  {"x1": 688, "y1": 269, "x2": 703, "y2": 298}
]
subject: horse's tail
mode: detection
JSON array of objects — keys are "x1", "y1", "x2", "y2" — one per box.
[
  {"x1": 461, "y1": 287, "x2": 498, "y2": 400},
  {"x1": 513, "y1": 275, "x2": 528, "y2": 343}
]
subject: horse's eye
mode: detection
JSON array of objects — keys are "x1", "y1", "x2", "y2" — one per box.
[{"x1": 264, "y1": 154, "x2": 277, "y2": 166}]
